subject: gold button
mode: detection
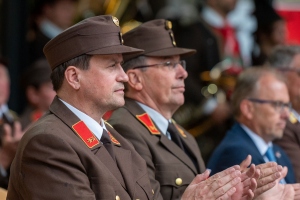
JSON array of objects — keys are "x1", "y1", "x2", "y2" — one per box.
[
  {"x1": 152, "y1": 189, "x2": 154, "y2": 194},
  {"x1": 175, "y1": 178, "x2": 182, "y2": 186},
  {"x1": 116, "y1": 195, "x2": 120, "y2": 200}
]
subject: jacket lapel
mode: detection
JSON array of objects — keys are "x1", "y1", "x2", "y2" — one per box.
[
  {"x1": 124, "y1": 98, "x2": 198, "y2": 174},
  {"x1": 49, "y1": 96, "x2": 127, "y2": 189}
]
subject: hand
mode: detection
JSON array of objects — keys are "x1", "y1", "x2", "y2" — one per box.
[
  {"x1": 254, "y1": 162, "x2": 282, "y2": 197},
  {"x1": 291, "y1": 183, "x2": 300, "y2": 200},
  {"x1": 254, "y1": 165, "x2": 295, "y2": 200},
  {"x1": 182, "y1": 166, "x2": 241, "y2": 200},
  {"x1": 232, "y1": 155, "x2": 258, "y2": 200},
  {"x1": 0, "y1": 121, "x2": 24, "y2": 169}
]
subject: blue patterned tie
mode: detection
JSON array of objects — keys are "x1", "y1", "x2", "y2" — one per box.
[{"x1": 265, "y1": 146, "x2": 286, "y2": 184}]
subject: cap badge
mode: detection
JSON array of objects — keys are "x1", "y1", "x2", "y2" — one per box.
[
  {"x1": 112, "y1": 16, "x2": 120, "y2": 27},
  {"x1": 169, "y1": 32, "x2": 177, "y2": 46},
  {"x1": 165, "y1": 20, "x2": 172, "y2": 30},
  {"x1": 136, "y1": 113, "x2": 160, "y2": 135}
]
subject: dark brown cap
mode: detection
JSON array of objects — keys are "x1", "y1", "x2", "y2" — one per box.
[
  {"x1": 22, "y1": 59, "x2": 52, "y2": 88},
  {"x1": 43, "y1": 15, "x2": 144, "y2": 70},
  {"x1": 123, "y1": 19, "x2": 196, "y2": 62}
]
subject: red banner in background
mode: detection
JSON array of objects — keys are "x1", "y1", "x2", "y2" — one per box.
[{"x1": 277, "y1": 2, "x2": 300, "y2": 44}]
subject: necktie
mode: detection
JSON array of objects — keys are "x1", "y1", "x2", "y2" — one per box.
[
  {"x1": 100, "y1": 129, "x2": 116, "y2": 161},
  {"x1": 265, "y1": 146, "x2": 276, "y2": 162},
  {"x1": 167, "y1": 122, "x2": 184, "y2": 150},
  {"x1": 265, "y1": 146, "x2": 286, "y2": 184}
]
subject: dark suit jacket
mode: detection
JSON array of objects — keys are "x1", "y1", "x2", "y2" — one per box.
[
  {"x1": 108, "y1": 98, "x2": 206, "y2": 200},
  {"x1": 274, "y1": 120, "x2": 300, "y2": 182},
  {"x1": 7, "y1": 97, "x2": 154, "y2": 200},
  {"x1": 207, "y1": 122, "x2": 296, "y2": 183}
]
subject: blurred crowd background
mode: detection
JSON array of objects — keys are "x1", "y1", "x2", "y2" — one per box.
[{"x1": 0, "y1": 0, "x2": 300, "y2": 166}]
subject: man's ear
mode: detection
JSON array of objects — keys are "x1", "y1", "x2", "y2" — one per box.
[
  {"x1": 240, "y1": 99, "x2": 254, "y2": 120},
  {"x1": 64, "y1": 66, "x2": 80, "y2": 90},
  {"x1": 127, "y1": 69, "x2": 143, "y2": 91}
]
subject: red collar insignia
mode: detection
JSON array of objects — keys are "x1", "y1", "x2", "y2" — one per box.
[
  {"x1": 72, "y1": 121, "x2": 100, "y2": 148},
  {"x1": 171, "y1": 119, "x2": 187, "y2": 138},
  {"x1": 136, "y1": 113, "x2": 160, "y2": 135},
  {"x1": 107, "y1": 131, "x2": 121, "y2": 146}
]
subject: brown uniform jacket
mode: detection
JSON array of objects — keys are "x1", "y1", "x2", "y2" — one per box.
[
  {"x1": 7, "y1": 97, "x2": 154, "y2": 200},
  {"x1": 109, "y1": 98, "x2": 206, "y2": 200},
  {"x1": 274, "y1": 120, "x2": 300, "y2": 183}
]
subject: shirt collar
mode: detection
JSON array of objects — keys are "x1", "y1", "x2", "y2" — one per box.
[
  {"x1": 136, "y1": 101, "x2": 169, "y2": 136},
  {"x1": 240, "y1": 123, "x2": 272, "y2": 156},
  {"x1": 59, "y1": 98, "x2": 105, "y2": 140}
]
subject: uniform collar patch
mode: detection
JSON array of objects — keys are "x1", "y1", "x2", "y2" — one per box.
[
  {"x1": 107, "y1": 131, "x2": 121, "y2": 146},
  {"x1": 171, "y1": 119, "x2": 187, "y2": 138},
  {"x1": 72, "y1": 121, "x2": 99, "y2": 148},
  {"x1": 136, "y1": 113, "x2": 160, "y2": 135}
]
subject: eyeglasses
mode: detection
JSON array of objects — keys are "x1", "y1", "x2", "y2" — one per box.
[
  {"x1": 247, "y1": 98, "x2": 292, "y2": 113},
  {"x1": 277, "y1": 68, "x2": 300, "y2": 76},
  {"x1": 132, "y1": 60, "x2": 186, "y2": 70}
]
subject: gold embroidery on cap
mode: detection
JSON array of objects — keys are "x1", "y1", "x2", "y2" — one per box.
[
  {"x1": 165, "y1": 20, "x2": 172, "y2": 30},
  {"x1": 120, "y1": 33, "x2": 124, "y2": 45},
  {"x1": 169, "y1": 32, "x2": 176, "y2": 46},
  {"x1": 112, "y1": 16, "x2": 119, "y2": 27}
]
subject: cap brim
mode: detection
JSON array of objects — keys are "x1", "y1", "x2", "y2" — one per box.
[
  {"x1": 86, "y1": 45, "x2": 144, "y2": 55},
  {"x1": 124, "y1": 47, "x2": 196, "y2": 62}
]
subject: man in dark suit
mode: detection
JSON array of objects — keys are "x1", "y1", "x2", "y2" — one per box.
[
  {"x1": 208, "y1": 67, "x2": 296, "y2": 184},
  {"x1": 7, "y1": 15, "x2": 246, "y2": 200},
  {"x1": 108, "y1": 19, "x2": 292, "y2": 200},
  {"x1": 269, "y1": 45, "x2": 300, "y2": 183}
]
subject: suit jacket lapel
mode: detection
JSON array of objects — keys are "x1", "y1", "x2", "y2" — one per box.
[
  {"x1": 234, "y1": 123, "x2": 266, "y2": 163},
  {"x1": 124, "y1": 98, "x2": 198, "y2": 174},
  {"x1": 49, "y1": 96, "x2": 127, "y2": 189}
]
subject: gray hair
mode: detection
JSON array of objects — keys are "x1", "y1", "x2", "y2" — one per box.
[
  {"x1": 268, "y1": 45, "x2": 300, "y2": 68},
  {"x1": 122, "y1": 56, "x2": 147, "y2": 72},
  {"x1": 231, "y1": 67, "x2": 284, "y2": 117}
]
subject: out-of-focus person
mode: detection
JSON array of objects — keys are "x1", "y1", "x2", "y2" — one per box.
[
  {"x1": 207, "y1": 67, "x2": 296, "y2": 184},
  {"x1": 28, "y1": 0, "x2": 77, "y2": 64},
  {"x1": 20, "y1": 59, "x2": 56, "y2": 130},
  {"x1": 173, "y1": 0, "x2": 241, "y2": 163},
  {"x1": 269, "y1": 45, "x2": 300, "y2": 183},
  {"x1": 251, "y1": 0, "x2": 286, "y2": 66},
  {"x1": 0, "y1": 58, "x2": 23, "y2": 189}
]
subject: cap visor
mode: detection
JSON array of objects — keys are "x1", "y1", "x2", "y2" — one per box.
[
  {"x1": 146, "y1": 47, "x2": 196, "y2": 57},
  {"x1": 87, "y1": 45, "x2": 144, "y2": 55}
]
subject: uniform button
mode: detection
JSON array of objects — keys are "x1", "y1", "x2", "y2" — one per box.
[
  {"x1": 152, "y1": 189, "x2": 154, "y2": 194},
  {"x1": 175, "y1": 178, "x2": 182, "y2": 186},
  {"x1": 115, "y1": 195, "x2": 120, "y2": 200}
]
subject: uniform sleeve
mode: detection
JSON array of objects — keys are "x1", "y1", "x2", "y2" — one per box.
[{"x1": 17, "y1": 133, "x2": 96, "y2": 200}]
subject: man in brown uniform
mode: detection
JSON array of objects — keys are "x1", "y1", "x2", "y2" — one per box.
[
  {"x1": 108, "y1": 19, "x2": 288, "y2": 200},
  {"x1": 7, "y1": 16, "x2": 248, "y2": 200}
]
